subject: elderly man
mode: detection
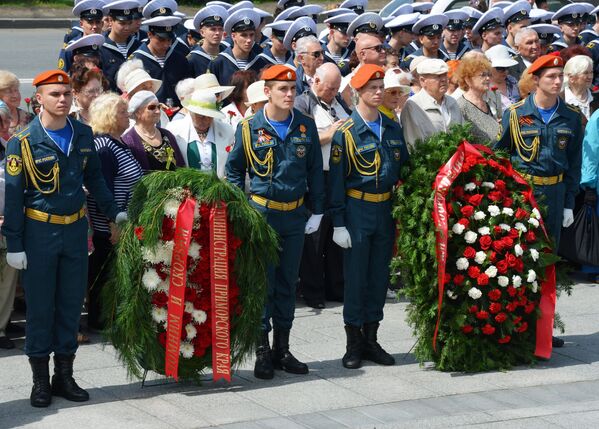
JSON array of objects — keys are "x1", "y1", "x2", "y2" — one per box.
[
  {"x1": 295, "y1": 35, "x2": 324, "y2": 93},
  {"x1": 401, "y1": 58, "x2": 464, "y2": 148},
  {"x1": 295, "y1": 63, "x2": 351, "y2": 307},
  {"x1": 510, "y1": 28, "x2": 541, "y2": 79}
]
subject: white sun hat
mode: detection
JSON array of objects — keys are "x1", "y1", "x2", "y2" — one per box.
[
  {"x1": 123, "y1": 68, "x2": 162, "y2": 95},
  {"x1": 485, "y1": 44, "x2": 518, "y2": 68},
  {"x1": 183, "y1": 90, "x2": 226, "y2": 119},
  {"x1": 244, "y1": 80, "x2": 268, "y2": 106},
  {"x1": 193, "y1": 73, "x2": 235, "y2": 100}
]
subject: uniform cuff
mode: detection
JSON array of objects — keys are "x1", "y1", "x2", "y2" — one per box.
[{"x1": 6, "y1": 238, "x2": 24, "y2": 253}]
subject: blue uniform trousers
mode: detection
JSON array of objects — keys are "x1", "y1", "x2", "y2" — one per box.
[
  {"x1": 255, "y1": 203, "x2": 307, "y2": 332},
  {"x1": 534, "y1": 182, "x2": 566, "y2": 248},
  {"x1": 23, "y1": 217, "x2": 88, "y2": 357},
  {"x1": 343, "y1": 198, "x2": 394, "y2": 327}
]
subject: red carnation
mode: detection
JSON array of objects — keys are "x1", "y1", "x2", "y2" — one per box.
[
  {"x1": 463, "y1": 246, "x2": 476, "y2": 259},
  {"x1": 468, "y1": 194, "x2": 484, "y2": 206},
  {"x1": 495, "y1": 180, "x2": 506, "y2": 191},
  {"x1": 24, "y1": 97, "x2": 31, "y2": 104},
  {"x1": 501, "y1": 237, "x2": 514, "y2": 248},
  {"x1": 489, "y1": 251, "x2": 497, "y2": 262},
  {"x1": 453, "y1": 186, "x2": 464, "y2": 199},
  {"x1": 152, "y1": 291, "x2": 168, "y2": 307},
  {"x1": 458, "y1": 217, "x2": 470, "y2": 227},
  {"x1": 506, "y1": 302, "x2": 517, "y2": 312},
  {"x1": 492, "y1": 240, "x2": 505, "y2": 253},
  {"x1": 514, "y1": 316, "x2": 522, "y2": 325},
  {"x1": 134, "y1": 226, "x2": 144, "y2": 241},
  {"x1": 516, "y1": 322, "x2": 529, "y2": 333},
  {"x1": 447, "y1": 205, "x2": 454, "y2": 215},
  {"x1": 469, "y1": 305, "x2": 478, "y2": 314},
  {"x1": 479, "y1": 235, "x2": 493, "y2": 250},
  {"x1": 462, "y1": 325, "x2": 474, "y2": 334},
  {"x1": 489, "y1": 302, "x2": 502, "y2": 314},
  {"x1": 508, "y1": 228, "x2": 520, "y2": 239},
  {"x1": 514, "y1": 258, "x2": 524, "y2": 273},
  {"x1": 515, "y1": 208, "x2": 528, "y2": 220},
  {"x1": 495, "y1": 312, "x2": 507, "y2": 323},
  {"x1": 444, "y1": 273, "x2": 451, "y2": 284},
  {"x1": 506, "y1": 286, "x2": 517, "y2": 297},
  {"x1": 162, "y1": 217, "x2": 175, "y2": 241},
  {"x1": 496, "y1": 259, "x2": 508, "y2": 274},
  {"x1": 482, "y1": 324, "x2": 496, "y2": 335},
  {"x1": 506, "y1": 253, "x2": 517, "y2": 267},
  {"x1": 468, "y1": 266, "x2": 480, "y2": 279},
  {"x1": 494, "y1": 225, "x2": 503, "y2": 234},
  {"x1": 488, "y1": 289, "x2": 502, "y2": 301},
  {"x1": 477, "y1": 274, "x2": 490, "y2": 286},
  {"x1": 487, "y1": 191, "x2": 503, "y2": 202},
  {"x1": 476, "y1": 310, "x2": 489, "y2": 320},
  {"x1": 498, "y1": 335, "x2": 511, "y2": 344},
  {"x1": 525, "y1": 231, "x2": 536, "y2": 242},
  {"x1": 453, "y1": 274, "x2": 465, "y2": 285},
  {"x1": 461, "y1": 205, "x2": 475, "y2": 217},
  {"x1": 525, "y1": 303, "x2": 536, "y2": 314},
  {"x1": 502, "y1": 197, "x2": 513, "y2": 207}
]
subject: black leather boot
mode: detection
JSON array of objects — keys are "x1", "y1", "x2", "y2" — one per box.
[
  {"x1": 51, "y1": 354, "x2": 89, "y2": 402},
  {"x1": 254, "y1": 331, "x2": 274, "y2": 380},
  {"x1": 29, "y1": 356, "x2": 52, "y2": 408},
  {"x1": 362, "y1": 322, "x2": 395, "y2": 366},
  {"x1": 272, "y1": 328, "x2": 308, "y2": 374},
  {"x1": 343, "y1": 325, "x2": 363, "y2": 369}
]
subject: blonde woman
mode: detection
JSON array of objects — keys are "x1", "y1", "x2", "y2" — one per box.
[{"x1": 0, "y1": 70, "x2": 33, "y2": 139}]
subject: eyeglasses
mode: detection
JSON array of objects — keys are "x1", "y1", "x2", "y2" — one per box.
[
  {"x1": 81, "y1": 87, "x2": 103, "y2": 96},
  {"x1": 146, "y1": 104, "x2": 160, "y2": 111},
  {"x1": 302, "y1": 50, "x2": 323, "y2": 58},
  {"x1": 362, "y1": 44, "x2": 385, "y2": 53},
  {"x1": 478, "y1": 72, "x2": 492, "y2": 78}
]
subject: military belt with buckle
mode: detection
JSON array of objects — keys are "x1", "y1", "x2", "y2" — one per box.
[
  {"x1": 250, "y1": 195, "x2": 304, "y2": 211},
  {"x1": 346, "y1": 188, "x2": 391, "y2": 202},
  {"x1": 25, "y1": 207, "x2": 86, "y2": 225},
  {"x1": 521, "y1": 173, "x2": 564, "y2": 186}
]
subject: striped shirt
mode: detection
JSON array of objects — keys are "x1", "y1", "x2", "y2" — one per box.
[
  {"x1": 236, "y1": 58, "x2": 248, "y2": 69},
  {"x1": 116, "y1": 43, "x2": 129, "y2": 58},
  {"x1": 87, "y1": 134, "x2": 143, "y2": 234}
]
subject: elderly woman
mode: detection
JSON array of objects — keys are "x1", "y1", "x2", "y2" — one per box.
[
  {"x1": 0, "y1": 70, "x2": 33, "y2": 140},
  {"x1": 244, "y1": 80, "x2": 268, "y2": 117},
  {"x1": 485, "y1": 45, "x2": 520, "y2": 110},
  {"x1": 455, "y1": 55, "x2": 502, "y2": 143},
  {"x1": 86, "y1": 93, "x2": 143, "y2": 330},
  {"x1": 563, "y1": 55, "x2": 594, "y2": 121},
  {"x1": 379, "y1": 69, "x2": 411, "y2": 122},
  {"x1": 170, "y1": 78, "x2": 196, "y2": 123},
  {"x1": 220, "y1": 70, "x2": 257, "y2": 130},
  {"x1": 70, "y1": 64, "x2": 108, "y2": 125},
  {"x1": 167, "y1": 89, "x2": 233, "y2": 178},
  {"x1": 121, "y1": 90, "x2": 185, "y2": 173}
]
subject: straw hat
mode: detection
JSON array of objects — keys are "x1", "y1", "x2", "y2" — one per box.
[
  {"x1": 183, "y1": 90, "x2": 225, "y2": 119},
  {"x1": 194, "y1": 73, "x2": 235, "y2": 100},
  {"x1": 123, "y1": 68, "x2": 162, "y2": 95},
  {"x1": 244, "y1": 80, "x2": 268, "y2": 106}
]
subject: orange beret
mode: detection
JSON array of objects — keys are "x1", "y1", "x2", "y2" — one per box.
[
  {"x1": 528, "y1": 54, "x2": 564, "y2": 75},
  {"x1": 261, "y1": 65, "x2": 296, "y2": 82},
  {"x1": 32, "y1": 70, "x2": 70, "y2": 87},
  {"x1": 350, "y1": 64, "x2": 385, "y2": 90}
]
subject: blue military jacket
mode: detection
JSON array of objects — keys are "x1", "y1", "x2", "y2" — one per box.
[
  {"x1": 131, "y1": 43, "x2": 192, "y2": 106},
  {"x1": 100, "y1": 36, "x2": 141, "y2": 91},
  {"x1": 225, "y1": 108, "x2": 325, "y2": 214},
  {"x1": 2, "y1": 116, "x2": 119, "y2": 253},
  {"x1": 208, "y1": 46, "x2": 263, "y2": 86},
  {"x1": 494, "y1": 95, "x2": 583, "y2": 209},
  {"x1": 328, "y1": 110, "x2": 409, "y2": 228},
  {"x1": 188, "y1": 45, "x2": 222, "y2": 77}
]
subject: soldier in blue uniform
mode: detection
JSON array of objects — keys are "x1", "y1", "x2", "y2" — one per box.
[
  {"x1": 385, "y1": 13, "x2": 419, "y2": 65},
  {"x1": 495, "y1": 54, "x2": 582, "y2": 247},
  {"x1": 100, "y1": 1, "x2": 142, "y2": 91},
  {"x1": 322, "y1": 13, "x2": 357, "y2": 75},
  {"x1": 440, "y1": 10, "x2": 471, "y2": 60},
  {"x1": 400, "y1": 14, "x2": 450, "y2": 70},
  {"x1": 59, "y1": 34, "x2": 104, "y2": 74},
  {"x1": 131, "y1": 16, "x2": 192, "y2": 107},
  {"x1": 2, "y1": 70, "x2": 127, "y2": 407},
  {"x1": 62, "y1": 0, "x2": 104, "y2": 46},
  {"x1": 187, "y1": 6, "x2": 228, "y2": 77},
  {"x1": 226, "y1": 64, "x2": 325, "y2": 380},
  {"x1": 209, "y1": 9, "x2": 263, "y2": 86},
  {"x1": 549, "y1": 4, "x2": 587, "y2": 53},
  {"x1": 328, "y1": 64, "x2": 409, "y2": 369}
]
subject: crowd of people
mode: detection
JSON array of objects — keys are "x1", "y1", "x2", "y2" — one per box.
[{"x1": 1, "y1": 0, "x2": 599, "y2": 409}]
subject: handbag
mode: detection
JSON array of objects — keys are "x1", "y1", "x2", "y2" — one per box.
[{"x1": 559, "y1": 204, "x2": 599, "y2": 266}]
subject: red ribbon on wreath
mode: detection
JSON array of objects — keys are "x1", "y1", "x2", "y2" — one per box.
[
  {"x1": 431, "y1": 141, "x2": 556, "y2": 359},
  {"x1": 165, "y1": 197, "x2": 196, "y2": 381}
]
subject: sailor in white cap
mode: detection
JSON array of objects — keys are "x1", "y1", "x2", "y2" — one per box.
[
  {"x1": 549, "y1": 3, "x2": 589, "y2": 52},
  {"x1": 130, "y1": 0, "x2": 148, "y2": 44},
  {"x1": 187, "y1": 6, "x2": 228, "y2": 77},
  {"x1": 472, "y1": 7, "x2": 504, "y2": 52},
  {"x1": 277, "y1": 0, "x2": 305, "y2": 11},
  {"x1": 208, "y1": 9, "x2": 262, "y2": 86},
  {"x1": 503, "y1": 0, "x2": 531, "y2": 53},
  {"x1": 64, "y1": 0, "x2": 105, "y2": 45},
  {"x1": 339, "y1": 0, "x2": 368, "y2": 15},
  {"x1": 347, "y1": 12, "x2": 383, "y2": 40},
  {"x1": 579, "y1": 5, "x2": 599, "y2": 45},
  {"x1": 385, "y1": 13, "x2": 419, "y2": 63},
  {"x1": 412, "y1": 2, "x2": 433, "y2": 14},
  {"x1": 529, "y1": 24, "x2": 562, "y2": 55},
  {"x1": 141, "y1": 0, "x2": 190, "y2": 56},
  {"x1": 254, "y1": 20, "x2": 293, "y2": 70},
  {"x1": 323, "y1": 12, "x2": 357, "y2": 73},
  {"x1": 100, "y1": 0, "x2": 143, "y2": 91},
  {"x1": 206, "y1": 1, "x2": 232, "y2": 9},
  {"x1": 400, "y1": 14, "x2": 449, "y2": 70},
  {"x1": 59, "y1": 33, "x2": 105, "y2": 72},
  {"x1": 289, "y1": 5, "x2": 324, "y2": 23},
  {"x1": 283, "y1": 16, "x2": 317, "y2": 53},
  {"x1": 461, "y1": 6, "x2": 483, "y2": 49},
  {"x1": 130, "y1": 15, "x2": 192, "y2": 107},
  {"x1": 441, "y1": 10, "x2": 471, "y2": 60}
]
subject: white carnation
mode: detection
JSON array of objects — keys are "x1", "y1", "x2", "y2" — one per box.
[
  {"x1": 185, "y1": 301, "x2": 194, "y2": 313},
  {"x1": 485, "y1": 265, "x2": 498, "y2": 278},
  {"x1": 185, "y1": 323, "x2": 197, "y2": 340},
  {"x1": 497, "y1": 276, "x2": 509, "y2": 287},
  {"x1": 452, "y1": 223, "x2": 465, "y2": 235},
  {"x1": 488, "y1": 205, "x2": 501, "y2": 217},
  {"x1": 532, "y1": 281, "x2": 539, "y2": 293},
  {"x1": 464, "y1": 182, "x2": 477, "y2": 191},
  {"x1": 193, "y1": 202, "x2": 201, "y2": 219},
  {"x1": 478, "y1": 226, "x2": 491, "y2": 235},
  {"x1": 465, "y1": 231, "x2": 478, "y2": 244},
  {"x1": 514, "y1": 222, "x2": 528, "y2": 232},
  {"x1": 164, "y1": 199, "x2": 181, "y2": 218},
  {"x1": 468, "y1": 287, "x2": 482, "y2": 299},
  {"x1": 481, "y1": 182, "x2": 495, "y2": 189},
  {"x1": 157, "y1": 279, "x2": 169, "y2": 292},
  {"x1": 446, "y1": 289, "x2": 458, "y2": 300},
  {"x1": 474, "y1": 211, "x2": 487, "y2": 220},
  {"x1": 142, "y1": 269, "x2": 161, "y2": 291},
  {"x1": 527, "y1": 269, "x2": 537, "y2": 283},
  {"x1": 180, "y1": 342, "x2": 194, "y2": 359},
  {"x1": 512, "y1": 275, "x2": 522, "y2": 288},
  {"x1": 151, "y1": 306, "x2": 167, "y2": 323},
  {"x1": 192, "y1": 309, "x2": 208, "y2": 324},
  {"x1": 514, "y1": 244, "x2": 523, "y2": 256},
  {"x1": 530, "y1": 248, "x2": 539, "y2": 261},
  {"x1": 531, "y1": 208, "x2": 541, "y2": 219},
  {"x1": 500, "y1": 223, "x2": 511, "y2": 231},
  {"x1": 142, "y1": 247, "x2": 161, "y2": 264},
  {"x1": 456, "y1": 257, "x2": 469, "y2": 270},
  {"x1": 188, "y1": 242, "x2": 201, "y2": 258},
  {"x1": 156, "y1": 242, "x2": 174, "y2": 264},
  {"x1": 528, "y1": 218, "x2": 540, "y2": 228},
  {"x1": 474, "y1": 251, "x2": 486, "y2": 265},
  {"x1": 502, "y1": 207, "x2": 514, "y2": 216}
]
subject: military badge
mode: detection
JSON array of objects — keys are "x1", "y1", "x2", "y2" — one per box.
[
  {"x1": 393, "y1": 148, "x2": 401, "y2": 161},
  {"x1": 518, "y1": 115, "x2": 534, "y2": 126},
  {"x1": 58, "y1": 58, "x2": 65, "y2": 70},
  {"x1": 299, "y1": 124, "x2": 306, "y2": 133},
  {"x1": 331, "y1": 144, "x2": 342, "y2": 164},
  {"x1": 558, "y1": 135, "x2": 568, "y2": 149},
  {"x1": 296, "y1": 145, "x2": 306, "y2": 158},
  {"x1": 6, "y1": 155, "x2": 22, "y2": 176},
  {"x1": 257, "y1": 128, "x2": 272, "y2": 144}
]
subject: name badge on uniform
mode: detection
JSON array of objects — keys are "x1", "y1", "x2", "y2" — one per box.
[{"x1": 34, "y1": 154, "x2": 58, "y2": 165}]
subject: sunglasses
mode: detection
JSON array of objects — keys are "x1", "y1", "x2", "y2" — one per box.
[
  {"x1": 362, "y1": 44, "x2": 385, "y2": 53},
  {"x1": 302, "y1": 50, "x2": 323, "y2": 58},
  {"x1": 146, "y1": 104, "x2": 160, "y2": 111},
  {"x1": 495, "y1": 67, "x2": 508, "y2": 72}
]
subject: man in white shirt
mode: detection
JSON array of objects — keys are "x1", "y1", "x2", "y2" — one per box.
[{"x1": 401, "y1": 58, "x2": 464, "y2": 148}]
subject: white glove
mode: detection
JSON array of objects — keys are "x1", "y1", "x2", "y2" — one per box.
[
  {"x1": 333, "y1": 227, "x2": 352, "y2": 249},
  {"x1": 304, "y1": 214, "x2": 323, "y2": 234},
  {"x1": 7, "y1": 252, "x2": 27, "y2": 270},
  {"x1": 115, "y1": 212, "x2": 128, "y2": 224},
  {"x1": 562, "y1": 208, "x2": 574, "y2": 228}
]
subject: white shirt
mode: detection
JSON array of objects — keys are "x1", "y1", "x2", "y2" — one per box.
[
  {"x1": 564, "y1": 86, "x2": 592, "y2": 120},
  {"x1": 196, "y1": 126, "x2": 215, "y2": 172},
  {"x1": 312, "y1": 93, "x2": 349, "y2": 170},
  {"x1": 221, "y1": 102, "x2": 244, "y2": 131}
]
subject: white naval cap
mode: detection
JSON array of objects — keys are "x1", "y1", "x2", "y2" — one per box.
[
  {"x1": 264, "y1": 19, "x2": 293, "y2": 39},
  {"x1": 412, "y1": 2, "x2": 434, "y2": 14},
  {"x1": 191, "y1": 6, "x2": 228, "y2": 30},
  {"x1": 224, "y1": 8, "x2": 260, "y2": 34},
  {"x1": 503, "y1": 0, "x2": 531, "y2": 25},
  {"x1": 347, "y1": 12, "x2": 383, "y2": 37},
  {"x1": 277, "y1": 0, "x2": 305, "y2": 10},
  {"x1": 472, "y1": 7, "x2": 504, "y2": 35},
  {"x1": 325, "y1": 12, "x2": 358, "y2": 33},
  {"x1": 385, "y1": 13, "x2": 420, "y2": 32},
  {"x1": 228, "y1": 1, "x2": 254, "y2": 15},
  {"x1": 65, "y1": 33, "x2": 105, "y2": 55},
  {"x1": 206, "y1": 1, "x2": 232, "y2": 10},
  {"x1": 529, "y1": 8, "x2": 553, "y2": 24},
  {"x1": 102, "y1": 0, "x2": 139, "y2": 19},
  {"x1": 283, "y1": 16, "x2": 317, "y2": 50},
  {"x1": 319, "y1": 8, "x2": 354, "y2": 18},
  {"x1": 73, "y1": 0, "x2": 105, "y2": 18},
  {"x1": 143, "y1": 15, "x2": 181, "y2": 37},
  {"x1": 389, "y1": 4, "x2": 413, "y2": 17},
  {"x1": 339, "y1": 0, "x2": 368, "y2": 15},
  {"x1": 275, "y1": 6, "x2": 299, "y2": 22},
  {"x1": 552, "y1": 3, "x2": 589, "y2": 23},
  {"x1": 444, "y1": 10, "x2": 469, "y2": 30},
  {"x1": 529, "y1": 24, "x2": 561, "y2": 42},
  {"x1": 289, "y1": 5, "x2": 325, "y2": 20},
  {"x1": 412, "y1": 13, "x2": 449, "y2": 36}
]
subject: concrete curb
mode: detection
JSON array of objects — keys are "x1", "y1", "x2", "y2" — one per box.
[{"x1": 0, "y1": 18, "x2": 73, "y2": 29}]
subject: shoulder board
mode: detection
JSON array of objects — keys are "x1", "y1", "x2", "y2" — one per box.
[
  {"x1": 240, "y1": 115, "x2": 254, "y2": 125},
  {"x1": 338, "y1": 118, "x2": 354, "y2": 133},
  {"x1": 128, "y1": 53, "x2": 134, "y2": 60},
  {"x1": 15, "y1": 128, "x2": 31, "y2": 140},
  {"x1": 509, "y1": 100, "x2": 525, "y2": 111},
  {"x1": 587, "y1": 42, "x2": 596, "y2": 49}
]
